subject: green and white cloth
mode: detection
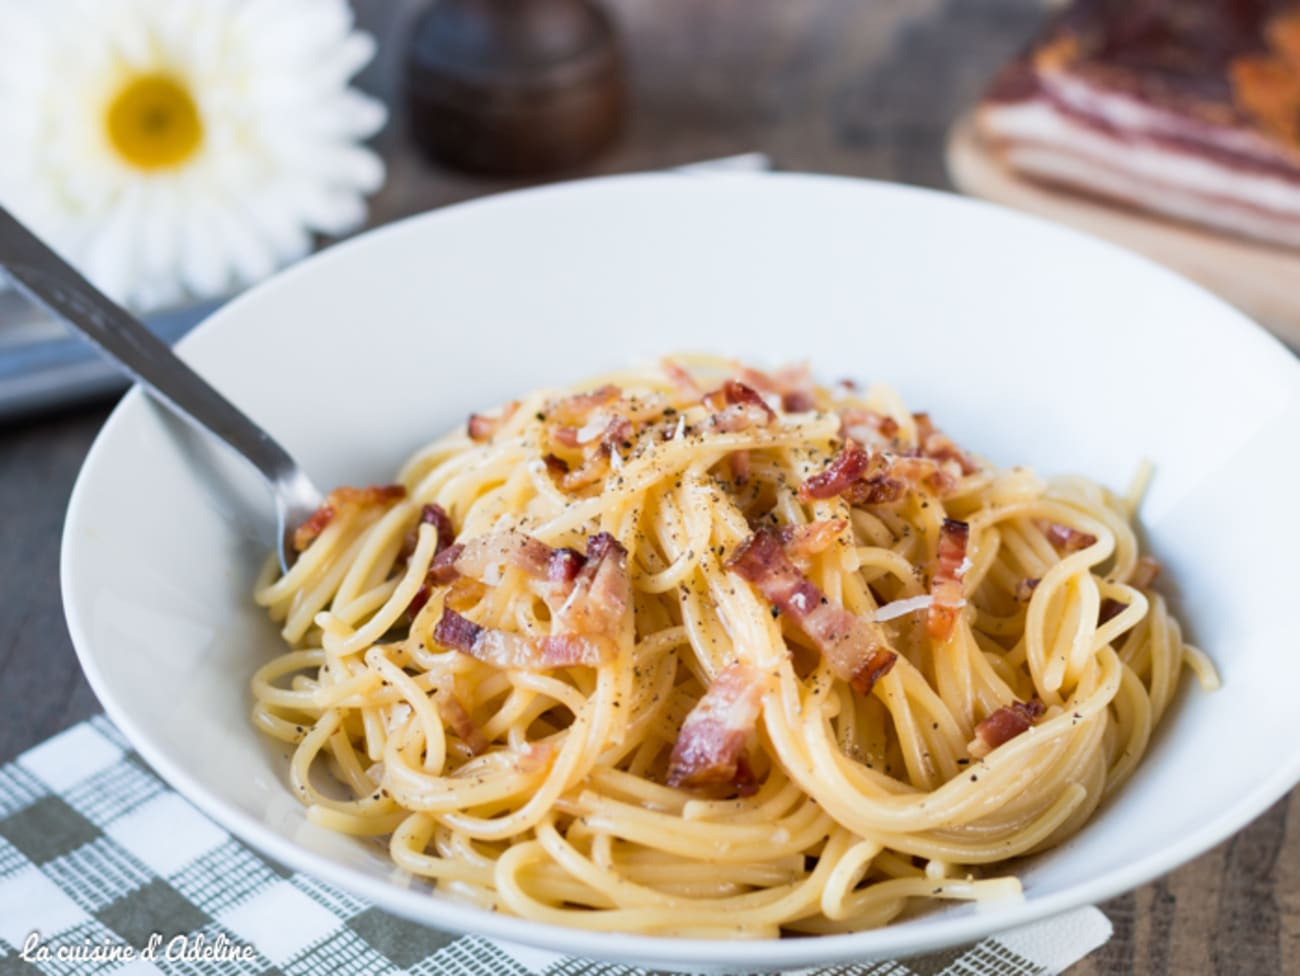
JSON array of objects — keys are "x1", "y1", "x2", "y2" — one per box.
[{"x1": 0, "y1": 718, "x2": 1111, "y2": 975}]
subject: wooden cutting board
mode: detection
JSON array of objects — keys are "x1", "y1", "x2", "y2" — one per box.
[{"x1": 945, "y1": 112, "x2": 1300, "y2": 348}]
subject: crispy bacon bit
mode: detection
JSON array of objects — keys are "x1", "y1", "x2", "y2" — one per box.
[
  {"x1": 406, "y1": 554, "x2": 463, "y2": 622},
  {"x1": 431, "y1": 532, "x2": 630, "y2": 671},
  {"x1": 910, "y1": 413, "x2": 976, "y2": 476},
  {"x1": 971, "y1": 700, "x2": 1046, "y2": 758},
  {"x1": 730, "y1": 449, "x2": 752, "y2": 486},
  {"x1": 437, "y1": 691, "x2": 488, "y2": 755},
  {"x1": 292, "y1": 484, "x2": 408, "y2": 552},
  {"x1": 547, "y1": 547, "x2": 586, "y2": 583},
  {"x1": 547, "y1": 385, "x2": 621, "y2": 426},
  {"x1": 798, "y1": 442, "x2": 949, "y2": 506},
  {"x1": 292, "y1": 505, "x2": 336, "y2": 552},
  {"x1": 1098, "y1": 598, "x2": 1128, "y2": 624},
  {"x1": 928, "y1": 518, "x2": 970, "y2": 641},
  {"x1": 601, "y1": 416, "x2": 634, "y2": 451},
  {"x1": 912, "y1": 412, "x2": 978, "y2": 475},
  {"x1": 734, "y1": 363, "x2": 816, "y2": 414},
  {"x1": 454, "y1": 531, "x2": 554, "y2": 582},
  {"x1": 661, "y1": 359, "x2": 703, "y2": 401},
  {"x1": 432, "y1": 609, "x2": 607, "y2": 670},
  {"x1": 799, "y1": 442, "x2": 872, "y2": 501},
  {"x1": 467, "y1": 414, "x2": 495, "y2": 441},
  {"x1": 405, "y1": 584, "x2": 432, "y2": 621},
  {"x1": 1014, "y1": 577, "x2": 1040, "y2": 603},
  {"x1": 537, "y1": 634, "x2": 609, "y2": 667},
  {"x1": 1131, "y1": 555, "x2": 1162, "y2": 589},
  {"x1": 401, "y1": 504, "x2": 453, "y2": 563},
  {"x1": 840, "y1": 407, "x2": 900, "y2": 449},
  {"x1": 776, "y1": 519, "x2": 848, "y2": 566},
  {"x1": 467, "y1": 401, "x2": 520, "y2": 442},
  {"x1": 420, "y1": 503, "x2": 455, "y2": 553},
  {"x1": 704, "y1": 380, "x2": 777, "y2": 433},
  {"x1": 427, "y1": 543, "x2": 464, "y2": 584},
  {"x1": 553, "y1": 533, "x2": 631, "y2": 637},
  {"x1": 1043, "y1": 522, "x2": 1098, "y2": 552},
  {"x1": 667, "y1": 664, "x2": 767, "y2": 792},
  {"x1": 552, "y1": 426, "x2": 582, "y2": 449},
  {"x1": 542, "y1": 454, "x2": 570, "y2": 477},
  {"x1": 728, "y1": 529, "x2": 896, "y2": 695},
  {"x1": 432, "y1": 608, "x2": 482, "y2": 651},
  {"x1": 733, "y1": 753, "x2": 759, "y2": 797},
  {"x1": 850, "y1": 469, "x2": 909, "y2": 505}
]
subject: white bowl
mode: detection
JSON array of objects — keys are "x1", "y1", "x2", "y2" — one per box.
[{"x1": 61, "y1": 173, "x2": 1300, "y2": 972}]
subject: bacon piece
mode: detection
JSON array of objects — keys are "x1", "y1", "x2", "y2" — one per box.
[
  {"x1": 542, "y1": 454, "x2": 570, "y2": 477},
  {"x1": 1130, "y1": 555, "x2": 1162, "y2": 589},
  {"x1": 559, "y1": 455, "x2": 613, "y2": 492},
  {"x1": 467, "y1": 401, "x2": 520, "y2": 442},
  {"x1": 782, "y1": 390, "x2": 815, "y2": 413},
  {"x1": 432, "y1": 609, "x2": 607, "y2": 670},
  {"x1": 427, "y1": 543, "x2": 464, "y2": 583},
  {"x1": 839, "y1": 407, "x2": 900, "y2": 449},
  {"x1": 1014, "y1": 577, "x2": 1040, "y2": 603},
  {"x1": 734, "y1": 363, "x2": 817, "y2": 414},
  {"x1": 728, "y1": 529, "x2": 896, "y2": 694},
  {"x1": 553, "y1": 533, "x2": 631, "y2": 638},
  {"x1": 431, "y1": 533, "x2": 630, "y2": 670},
  {"x1": 912, "y1": 413, "x2": 978, "y2": 476},
  {"x1": 928, "y1": 518, "x2": 970, "y2": 641},
  {"x1": 1043, "y1": 522, "x2": 1098, "y2": 552},
  {"x1": 454, "y1": 531, "x2": 554, "y2": 582},
  {"x1": 550, "y1": 412, "x2": 635, "y2": 493},
  {"x1": 292, "y1": 505, "x2": 335, "y2": 553},
  {"x1": 552, "y1": 426, "x2": 582, "y2": 449},
  {"x1": 437, "y1": 690, "x2": 488, "y2": 756},
  {"x1": 798, "y1": 442, "x2": 949, "y2": 505},
  {"x1": 1098, "y1": 598, "x2": 1127, "y2": 624},
  {"x1": 704, "y1": 380, "x2": 777, "y2": 433},
  {"x1": 661, "y1": 360, "x2": 703, "y2": 402},
  {"x1": 600, "y1": 416, "x2": 635, "y2": 451},
  {"x1": 407, "y1": 560, "x2": 463, "y2": 623},
  {"x1": 420, "y1": 503, "x2": 455, "y2": 553},
  {"x1": 546, "y1": 385, "x2": 621, "y2": 426},
  {"x1": 971, "y1": 700, "x2": 1046, "y2": 758},
  {"x1": 547, "y1": 546, "x2": 586, "y2": 583},
  {"x1": 667, "y1": 664, "x2": 767, "y2": 792},
  {"x1": 400, "y1": 503, "x2": 455, "y2": 562},
  {"x1": 555, "y1": 414, "x2": 634, "y2": 452},
  {"x1": 292, "y1": 484, "x2": 407, "y2": 552},
  {"x1": 799, "y1": 442, "x2": 872, "y2": 501},
  {"x1": 776, "y1": 519, "x2": 848, "y2": 567}
]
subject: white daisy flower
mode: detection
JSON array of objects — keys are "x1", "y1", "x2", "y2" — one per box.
[{"x1": 0, "y1": 0, "x2": 387, "y2": 312}]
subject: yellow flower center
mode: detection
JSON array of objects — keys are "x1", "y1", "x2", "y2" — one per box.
[{"x1": 106, "y1": 74, "x2": 203, "y2": 170}]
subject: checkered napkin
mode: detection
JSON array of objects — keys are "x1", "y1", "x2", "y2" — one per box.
[{"x1": 0, "y1": 718, "x2": 1112, "y2": 976}]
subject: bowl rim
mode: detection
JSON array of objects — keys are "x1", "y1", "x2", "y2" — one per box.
[{"x1": 60, "y1": 170, "x2": 1300, "y2": 969}]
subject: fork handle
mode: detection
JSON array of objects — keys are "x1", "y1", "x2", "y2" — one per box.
[{"x1": 0, "y1": 206, "x2": 305, "y2": 494}]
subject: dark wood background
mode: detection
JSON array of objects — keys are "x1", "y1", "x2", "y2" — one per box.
[{"x1": 1, "y1": 2, "x2": 1294, "y2": 972}]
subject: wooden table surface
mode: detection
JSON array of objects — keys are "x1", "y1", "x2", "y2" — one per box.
[{"x1": 2, "y1": 2, "x2": 1294, "y2": 973}]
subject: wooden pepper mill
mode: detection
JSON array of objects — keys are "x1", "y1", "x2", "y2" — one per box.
[{"x1": 405, "y1": 0, "x2": 626, "y2": 176}]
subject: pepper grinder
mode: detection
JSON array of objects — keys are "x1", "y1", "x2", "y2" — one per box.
[{"x1": 405, "y1": 0, "x2": 626, "y2": 176}]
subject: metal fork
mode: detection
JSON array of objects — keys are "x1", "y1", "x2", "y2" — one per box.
[{"x1": 0, "y1": 206, "x2": 321, "y2": 573}]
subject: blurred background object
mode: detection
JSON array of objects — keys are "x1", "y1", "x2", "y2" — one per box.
[
  {"x1": 953, "y1": 0, "x2": 1300, "y2": 342},
  {"x1": 405, "y1": 0, "x2": 624, "y2": 175},
  {"x1": 0, "y1": 0, "x2": 387, "y2": 312}
]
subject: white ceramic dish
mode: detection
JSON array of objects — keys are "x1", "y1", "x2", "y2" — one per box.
[{"x1": 61, "y1": 173, "x2": 1300, "y2": 973}]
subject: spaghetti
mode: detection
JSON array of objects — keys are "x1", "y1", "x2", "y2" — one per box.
[{"x1": 251, "y1": 355, "x2": 1215, "y2": 937}]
